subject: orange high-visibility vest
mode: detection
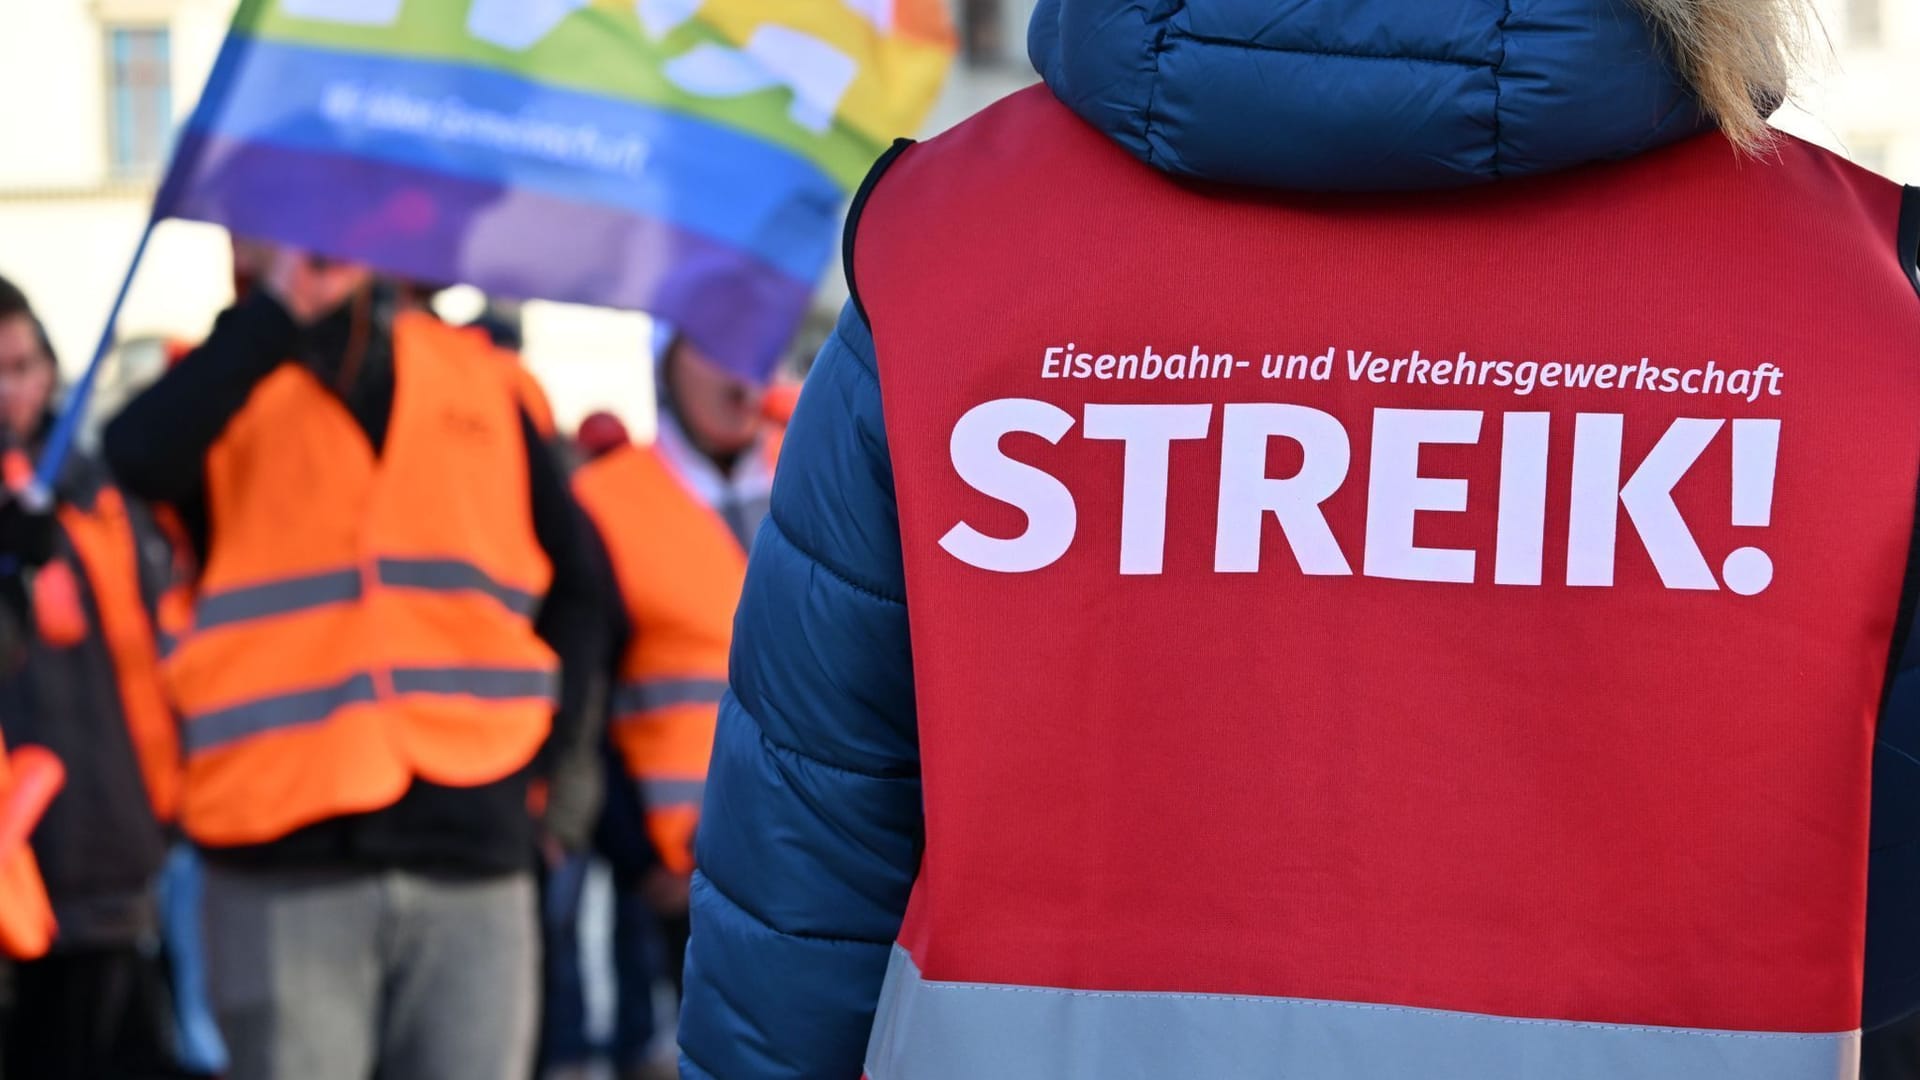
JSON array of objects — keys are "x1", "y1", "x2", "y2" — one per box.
[
  {"x1": 573, "y1": 438, "x2": 775, "y2": 872},
  {"x1": 0, "y1": 738, "x2": 60, "y2": 960},
  {"x1": 452, "y1": 322, "x2": 557, "y2": 439},
  {"x1": 166, "y1": 312, "x2": 558, "y2": 847},
  {"x1": 56, "y1": 487, "x2": 180, "y2": 822}
]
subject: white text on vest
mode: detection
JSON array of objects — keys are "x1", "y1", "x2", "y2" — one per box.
[{"x1": 941, "y1": 401, "x2": 1780, "y2": 595}]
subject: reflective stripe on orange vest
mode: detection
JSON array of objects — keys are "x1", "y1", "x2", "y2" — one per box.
[
  {"x1": 191, "y1": 568, "x2": 361, "y2": 630},
  {"x1": 169, "y1": 312, "x2": 557, "y2": 846},
  {"x1": 640, "y1": 777, "x2": 706, "y2": 809},
  {"x1": 612, "y1": 676, "x2": 728, "y2": 719},
  {"x1": 377, "y1": 557, "x2": 542, "y2": 616},
  {"x1": 190, "y1": 557, "x2": 538, "y2": 633},
  {"x1": 184, "y1": 673, "x2": 376, "y2": 753},
  {"x1": 182, "y1": 667, "x2": 557, "y2": 753}
]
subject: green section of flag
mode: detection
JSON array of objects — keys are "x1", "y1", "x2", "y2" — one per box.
[{"x1": 233, "y1": 0, "x2": 876, "y2": 188}]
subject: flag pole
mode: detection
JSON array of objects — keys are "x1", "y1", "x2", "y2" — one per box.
[{"x1": 23, "y1": 215, "x2": 157, "y2": 511}]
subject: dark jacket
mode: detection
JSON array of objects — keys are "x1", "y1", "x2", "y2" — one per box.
[
  {"x1": 678, "y1": 1, "x2": 1920, "y2": 1076},
  {"x1": 0, "y1": 441, "x2": 169, "y2": 947},
  {"x1": 103, "y1": 291, "x2": 613, "y2": 875}
]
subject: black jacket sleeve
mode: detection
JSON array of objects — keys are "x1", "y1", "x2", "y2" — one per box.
[
  {"x1": 524, "y1": 413, "x2": 615, "y2": 846},
  {"x1": 575, "y1": 509, "x2": 633, "y2": 681},
  {"x1": 102, "y1": 293, "x2": 298, "y2": 507},
  {"x1": 0, "y1": 501, "x2": 55, "y2": 570}
]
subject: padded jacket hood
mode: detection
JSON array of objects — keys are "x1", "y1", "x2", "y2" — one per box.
[{"x1": 1029, "y1": 0, "x2": 1713, "y2": 190}]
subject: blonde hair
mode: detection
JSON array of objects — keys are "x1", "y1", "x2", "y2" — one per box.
[{"x1": 1630, "y1": 0, "x2": 1810, "y2": 152}]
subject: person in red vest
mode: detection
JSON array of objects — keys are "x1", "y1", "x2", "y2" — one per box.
[
  {"x1": 546, "y1": 338, "x2": 785, "y2": 1080},
  {"x1": 102, "y1": 246, "x2": 612, "y2": 1080},
  {"x1": 679, "y1": 1, "x2": 1920, "y2": 1077},
  {"x1": 0, "y1": 274, "x2": 182, "y2": 1078}
]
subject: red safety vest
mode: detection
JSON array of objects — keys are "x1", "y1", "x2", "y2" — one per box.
[
  {"x1": 166, "y1": 312, "x2": 557, "y2": 847},
  {"x1": 855, "y1": 86, "x2": 1920, "y2": 1079}
]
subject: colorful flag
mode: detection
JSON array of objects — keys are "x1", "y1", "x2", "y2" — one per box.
[{"x1": 156, "y1": 0, "x2": 955, "y2": 380}]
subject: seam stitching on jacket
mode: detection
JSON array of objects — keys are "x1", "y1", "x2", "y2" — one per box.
[
  {"x1": 1166, "y1": 29, "x2": 1486, "y2": 69},
  {"x1": 1641, "y1": 92, "x2": 1694, "y2": 147},
  {"x1": 697, "y1": 868, "x2": 898, "y2": 946},
  {"x1": 1138, "y1": 0, "x2": 1184, "y2": 168},
  {"x1": 1491, "y1": 0, "x2": 1511, "y2": 179},
  {"x1": 765, "y1": 508, "x2": 906, "y2": 606},
  {"x1": 833, "y1": 320, "x2": 884, "y2": 390},
  {"x1": 679, "y1": 1047, "x2": 718, "y2": 1078},
  {"x1": 757, "y1": 723, "x2": 920, "y2": 783}
]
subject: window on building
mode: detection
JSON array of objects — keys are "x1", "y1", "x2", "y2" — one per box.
[
  {"x1": 107, "y1": 26, "x2": 173, "y2": 178},
  {"x1": 1848, "y1": 0, "x2": 1883, "y2": 47}
]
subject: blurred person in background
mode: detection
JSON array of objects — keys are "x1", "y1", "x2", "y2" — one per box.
[
  {"x1": 548, "y1": 339, "x2": 785, "y2": 1080},
  {"x1": 0, "y1": 274, "x2": 183, "y2": 1079},
  {"x1": 102, "y1": 244, "x2": 611, "y2": 1080},
  {"x1": 680, "y1": 0, "x2": 1920, "y2": 1077}
]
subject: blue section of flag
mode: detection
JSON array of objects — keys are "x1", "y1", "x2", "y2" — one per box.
[{"x1": 184, "y1": 35, "x2": 840, "y2": 284}]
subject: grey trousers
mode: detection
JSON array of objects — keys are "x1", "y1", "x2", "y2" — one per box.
[{"x1": 202, "y1": 864, "x2": 538, "y2": 1080}]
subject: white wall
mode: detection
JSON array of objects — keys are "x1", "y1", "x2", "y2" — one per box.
[
  {"x1": 0, "y1": 0, "x2": 1912, "y2": 437},
  {"x1": 0, "y1": 0, "x2": 238, "y2": 374},
  {"x1": 1772, "y1": 0, "x2": 1920, "y2": 177},
  {"x1": 0, "y1": 0, "x2": 659, "y2": 434}
]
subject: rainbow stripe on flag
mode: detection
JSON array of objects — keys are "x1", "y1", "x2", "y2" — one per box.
[{"x1": 156, "y1": 0, "x2": 955, "y2": 380}]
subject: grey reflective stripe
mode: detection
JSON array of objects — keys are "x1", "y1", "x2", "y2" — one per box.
[
  {"x1": 182, "y1": 667, "x2": 553, "y2": 755},
  {"x1": 640, "y1": 778, "x2": 705, "y2": 809},
  {"x1": 865, "y1": 948, "x2": 1858, "y2": 1080},
  {"x1": 377, "y1": 558, "x2": 540, "y2": 617},
  {"x1": 390, "y1": 666, "x2": 558, "y2": 701},
  {"x1": 184, "y1": 674, "x2": 378, "y2": 754},
  {"x1": 614, "y1": 677, "x2": 728, "y2": 718},
  {"x1": 194, "y1": 569, "x2": 363, "y2": 631}
]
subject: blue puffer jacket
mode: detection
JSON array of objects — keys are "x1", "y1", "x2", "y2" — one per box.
[{"x1": 680, "y1": 2, "x2": 1918, "y2": 1077}]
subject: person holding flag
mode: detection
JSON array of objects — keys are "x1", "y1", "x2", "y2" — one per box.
[{"x1": 103, "y1": 248, "x2": 612, "y2": 1080}]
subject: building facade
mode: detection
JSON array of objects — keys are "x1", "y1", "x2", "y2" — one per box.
[
  {"x1": 0, "y1": 1, "x2": 234, "y2": 397},
  {"x1": 1772, "y1": 0, "x2": 1919, "y2": 174},
  {"x1": 0, "y1": 0, "x2": 1912, "y2": 434}
]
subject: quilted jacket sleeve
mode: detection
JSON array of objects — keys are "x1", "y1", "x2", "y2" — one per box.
[
  {"x1": 1862, "y1": 197, "x2": 1920, "y2": 1033},
  {"x1": 679, "y1": 303, "x2": 922, "y2": 1080},
  {"x1": 1867, "y1": 606, "x2": 1920, "y2": 1031}
]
